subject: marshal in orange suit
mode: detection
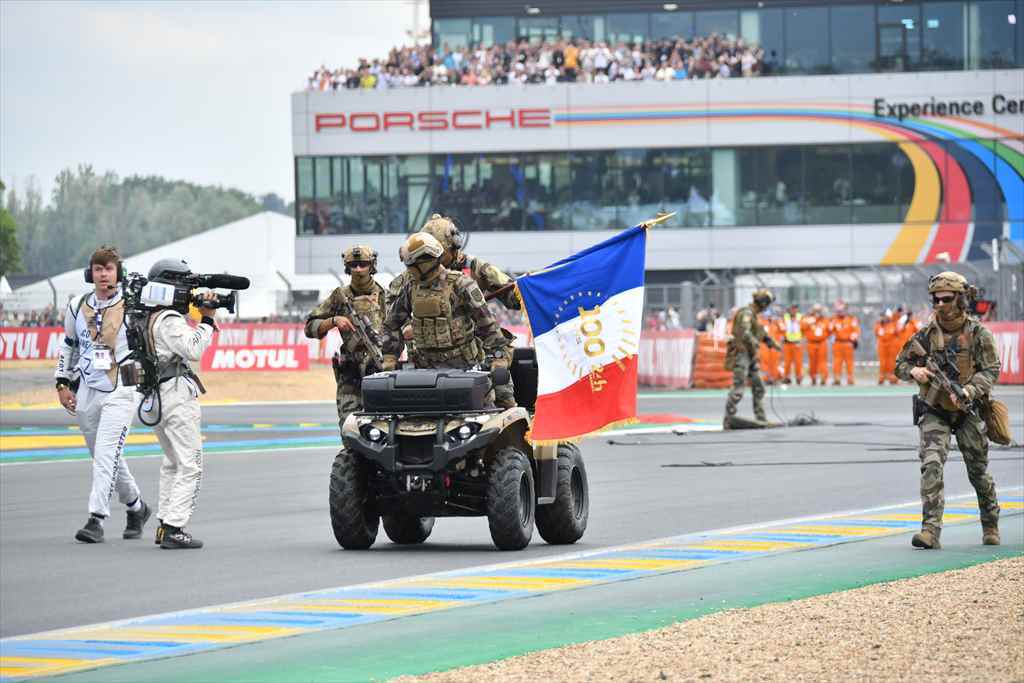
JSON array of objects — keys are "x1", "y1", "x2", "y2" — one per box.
[
  {"x1": 874, "y1": 308, "x2": 899, "y2": 384},
  {"x1": 830, "y1": 301, "x2": 860, "y2": 385},
  {"x1": 801, "y1": 304, "x2": 830, "y2": 385}
]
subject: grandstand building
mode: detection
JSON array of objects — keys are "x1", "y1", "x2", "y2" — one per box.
[{"x1": 292, "y1": 0, "x2": 1023, "y2": 283}]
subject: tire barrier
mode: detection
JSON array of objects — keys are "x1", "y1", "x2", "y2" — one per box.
[{"x1": 691, "y1": 332, "x2": 733, "y2": 389}]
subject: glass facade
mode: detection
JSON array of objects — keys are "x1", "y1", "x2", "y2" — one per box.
[
  {"x1": 433, "y1": 1, "x2": 1021, "y2": 74},
  {"x1": 295, "y1": 139, "x2": 1021, "y2": 235}
]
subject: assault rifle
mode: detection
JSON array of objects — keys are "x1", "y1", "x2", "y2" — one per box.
[
  {"x1": 334, "y1": 294, "x2": 384, "y2": 377},
  {"x1": 909, "y1": 338, "x2": 977, "y2": 418}
]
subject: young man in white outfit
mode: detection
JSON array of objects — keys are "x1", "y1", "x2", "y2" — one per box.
[
  {"x1": 56, "y1": 246, "x2": 152, "y2": 543},
  {"x1": 139, "y1": 258, "x2": 218, "y2": 549}
]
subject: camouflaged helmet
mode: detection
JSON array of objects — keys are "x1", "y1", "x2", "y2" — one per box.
[
  {"x1": 927, "y1": 271, "x2": 968, "y2": 295},
  {"x1": 401, "y1": 232, "x2": 444, "y2": 266},
  {"x1": 342, "y1": 244, "x2": 377, "y2": 275},
  {"x1": 420, "y1": 213, "x2": 464, "y2": 252},
  {"x1": 752, "y1": 288, "x2": 774, "y2": 308}
]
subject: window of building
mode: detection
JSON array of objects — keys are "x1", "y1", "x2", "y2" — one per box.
[
  {"x1": 969, "y1": 0, "x2": 1017, "y2": 68},
  {"x1": 832, "y1": 5, "x2": 876, "y2": 74},
  {"x1": 784, "y1": 7, "x2": 830, "y2": 74},
  {"x1": 472, "y1": 16, "x2": 515, "y2": 47},
  {"x1": 518, "y1": 16, "x2": 560, "y2": 45},
  {"x1": 562, "y1": 14, "x2": 605, "y2": 42},
  {"x1": 850, "y1": 144, "x2": 903, "y2": 224},
  {"x1": 878, "y1": 3, "x2": 922, "y2": 71},
  {"x1": 742, "y1": 8, "x2": 784, "y2": 74},
  {"x1": 922, "y1": 2, "x2": 966, "y2": 70},
  {"x1": 606, "y1": 13, "x2": 649, "y2": 44},
  {"x1": 805, "y1": 145, "x2": 853, "y2": 225},
  {"x1": 735, "y1": 147, "x2": 760, "y2": 226},
  {"x1": 433, "y1": 18, "x2": 471, "y2": 50},
  {"x1": 651, "y1": 10, "x2": 693, "y2": 40},
  {"x1": 695, "y1": 10, "x2": 739, "y2": 40}
]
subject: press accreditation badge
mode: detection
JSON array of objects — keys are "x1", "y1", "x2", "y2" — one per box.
[{"x1": 93, "y1": 345, "x2": 113, "y2": 370}]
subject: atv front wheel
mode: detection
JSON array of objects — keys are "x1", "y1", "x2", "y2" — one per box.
[
  {"x1": 486, "y1": 447, "x2": 535, "y2": 550},
  {"x1": 329, "y1": 449, "x2": 379, "y2": 549},
  {"x1": 383, "y1": 514, "x2": 435, "y2": 544},
  {"x1": 535, "y1": 443, "x2": 589, "y2": 544}
]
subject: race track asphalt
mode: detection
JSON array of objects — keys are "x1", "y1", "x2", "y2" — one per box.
[{"x1": 1, "y1": 385, "x2": 1022, "y2": 644}]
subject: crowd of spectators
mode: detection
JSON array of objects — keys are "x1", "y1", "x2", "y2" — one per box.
[{"x1": 307, "y1": 34, "x2": 766, "y2": 91}]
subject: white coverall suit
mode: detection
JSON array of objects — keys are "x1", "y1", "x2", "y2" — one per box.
[
  {"x1": 55, "y1": 291, "x2": 142, "y2": 519},
  {"x1": 140, "y1": 310, "x2": 214, "y2": 529}
]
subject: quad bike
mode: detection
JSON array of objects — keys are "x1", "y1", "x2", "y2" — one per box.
[{"x1": 331, "y1": 348, "x2": 589, "y2": 551}]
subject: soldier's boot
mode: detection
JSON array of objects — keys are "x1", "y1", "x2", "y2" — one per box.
[
  {"x1": 911, "y1": 526, "x2": 941, "y2": 550},
  {"x1": 753, "y1": 407, "x2": 768, "y2": 423},
  {"x1": 982, "y1": 523, "x2": 1000, "y2": 546}
]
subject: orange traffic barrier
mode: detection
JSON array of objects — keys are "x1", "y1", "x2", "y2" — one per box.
[{"x1": 691, "y1": 332, "x2": 733, "y2": 389}]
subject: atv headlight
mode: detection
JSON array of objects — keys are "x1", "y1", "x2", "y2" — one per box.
[
  {"x1": 448, "y1": 422, "x2": 481, "y2": 442},
  {"x1": 360, "y1": 424, "x2": 386, "y2": 442}
]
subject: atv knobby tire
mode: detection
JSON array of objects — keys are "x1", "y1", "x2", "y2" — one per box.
[
  {"x1": 486, "y1": 447, "x2": 535, "y2": 550},
  {"x1": 535, "y1": 443, "x2": 589, "y2": 544},
  {"x1": 329, "y1": 449, "x2": 379, "y2": 549},
  {"x1": 383, "y1": 514, "x2": 435, "y2": 544}
]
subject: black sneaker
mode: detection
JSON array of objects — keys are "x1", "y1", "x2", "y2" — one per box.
[
  {"x1": 154, "y1": 519, "x2": 164, "y2": 545},
  {"x1": 160, "y1": 526, "x2": 203, "y2": 549},
  {"x1": 123, "y1": 502, "x2": 152, "y2": 540},
  {"x1": 75, "y1": 517, "x2": 104, "y2": 544}
]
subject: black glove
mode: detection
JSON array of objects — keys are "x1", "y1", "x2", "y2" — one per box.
[{"x1": 853, "y1": 340, "x2": 859, "y2": 350}]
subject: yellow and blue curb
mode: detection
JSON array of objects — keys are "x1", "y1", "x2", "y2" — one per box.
[{"x1": 1, "y1": 491, "x2": 1020, "y2": 681}]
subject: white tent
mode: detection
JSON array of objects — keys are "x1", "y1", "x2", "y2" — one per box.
[{"x1": 4, "y1": 212, "x2": 340, "y2": 319}]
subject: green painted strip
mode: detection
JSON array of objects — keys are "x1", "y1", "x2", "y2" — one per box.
[{"x1": 976, "y1": 138, "x2": 1024, "y2": 178}]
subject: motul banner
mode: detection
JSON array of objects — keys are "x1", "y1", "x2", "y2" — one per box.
[
  {"x1": 0, "y1": 327, "x2": 63, "y2": 360},
  {"x1": 985, "y1": 321, "x2": 1024, "y2": 385},
  {"x1": 201, "y1": 344, "x2": 310, "y2": 372},
  {"x1": 638, "y1": 329, "x2": 696, "y2": 389}
]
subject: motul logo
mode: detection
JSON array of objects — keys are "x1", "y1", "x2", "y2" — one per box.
[
  {"x1": 208, "y1": 348, "x2": 304, "y2": 370},
  {"x1": 314, "y1": 108, "x2": 552, "y2": 133}
]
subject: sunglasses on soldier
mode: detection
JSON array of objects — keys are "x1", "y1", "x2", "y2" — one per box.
[
  {"x1": 348, "y1": 260, "x2": 371, "y2": 269},
  {"x1": 931, "y1": 294, "x2": 956, "y2": 305}
]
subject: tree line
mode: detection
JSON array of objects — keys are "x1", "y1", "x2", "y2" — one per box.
[{"x1": 1, "y1": 166, "x2": 292, "y2": 278}]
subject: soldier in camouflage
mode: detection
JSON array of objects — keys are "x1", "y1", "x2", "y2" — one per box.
[
  {"x1": 388, "y1": 214, "x2": 519, "y2": 407},
  {"x1": 895, "y1": 271, "x2": 1001, "y2": 550},
  {"x1": 723, "y1": 289, "x2": 781, "y2": 427},
  {"x1": 381, "y1": 233, "x2": 510, "y2": 400},
  {"x1": 304, "y1": 245, "x2": 386, "y2": 434}
]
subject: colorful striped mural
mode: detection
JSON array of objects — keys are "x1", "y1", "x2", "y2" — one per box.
[{"x1": 553, "y1": 104, "x2": 1024, "y2": 265}]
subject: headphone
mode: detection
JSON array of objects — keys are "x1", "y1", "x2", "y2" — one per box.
[{"x1": 83, "y1": 256, "x2": 125, "y2": 284}]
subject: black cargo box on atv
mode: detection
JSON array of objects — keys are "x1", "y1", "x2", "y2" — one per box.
[{"x1": 362, "y1": 369, "x2": 491, "y2": 413}]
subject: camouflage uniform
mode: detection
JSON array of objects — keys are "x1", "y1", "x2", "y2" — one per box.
[
  {"x1": 895, "y1": 317, "x2": 1001, "y2": 544},
  {"x1": 388, "y1": 250, "x2": 518, "y2": 408},
  {"x1": 304, "y1": 280, "x2": 386, "y2": 432},
  {"x1": 724, "y1": 304, "x2": 775, "y2": 423},
  {"x1": 382, "y1": 266, "x2": 509, "y2": 387}
]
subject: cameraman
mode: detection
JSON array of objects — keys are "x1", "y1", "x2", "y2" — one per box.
[
  {"x1": 139, "y1": 258, "x2": 218, "y2": 549},
  {"x1": 57, "y1": 246, "x2": 152, "y2": 544}
]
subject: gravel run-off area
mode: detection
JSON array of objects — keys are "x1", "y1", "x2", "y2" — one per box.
[{"x1": 394, "y1": 556, "x2": 1024, "y2": 683}]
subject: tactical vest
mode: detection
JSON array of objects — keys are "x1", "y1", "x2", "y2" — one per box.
[
  {"x1": 410, "y1": 272, "x2": 478, "y2": 359},
  {"x1": 922, "y1": 320, "x2": 976, "y2": 412},
  {"x1": 80, "y1": 297, "x2": 125, "y2": 386},
  {"x1": 342, "y1": 283, "x2": 385, "y2": 355}
]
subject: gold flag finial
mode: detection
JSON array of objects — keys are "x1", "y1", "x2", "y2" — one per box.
[{"x1": 639, "y1": 211, "x2": 677, "y2": 229}]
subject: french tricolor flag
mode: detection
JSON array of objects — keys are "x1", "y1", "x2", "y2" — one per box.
[{"x1": 517, "y1": 225, "x2": 647, "y2": 443}]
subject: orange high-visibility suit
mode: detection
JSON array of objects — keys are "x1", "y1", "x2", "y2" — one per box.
[
  {"x1": 874, "y1": 315, "x2": 899, "y2": 384},
  {"x1": 758, "y1": 315, "x2": 782, "y2": 383},
  {"x1": 830, "y1": 313, "x2": 860, "y2": 385},
  {"x1": 782, "y1": 311, "x2": 804, "y2": 384},
  {"x1": 802, "y1": 314, "x2": 830, "y2": 384}
]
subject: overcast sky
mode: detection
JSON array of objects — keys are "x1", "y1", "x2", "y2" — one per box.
[{"x1": 1, "y1": 0, "x2": 422, "y2": 204}]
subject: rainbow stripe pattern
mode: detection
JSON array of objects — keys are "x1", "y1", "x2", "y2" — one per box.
[
  {"x1": 2, "y1": 491, "x2": 1020, "y2": 681},
  {"x1": 554, "y1": 103, "x2": 1024, "y2": 264}
]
